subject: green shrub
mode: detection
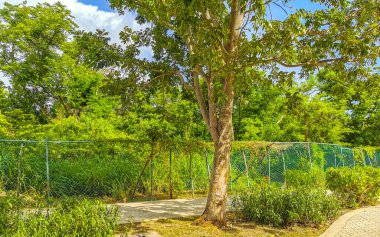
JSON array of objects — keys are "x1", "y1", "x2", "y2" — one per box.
[
  {"x1": 284, "y1": 167, "x2": 325, "y2": 189},
  {"x1": 0, "y1": 198, "x2": 120, "y2": 237},
  {"x1": 326, "y1": 166, "x2": 380, "y2": 208},
  {"x1": 0, "y1": 196, "x2": 24, "y2": 233},
  {"x1": 233, "y1": 186, "x2": 341, "y2": 226}
]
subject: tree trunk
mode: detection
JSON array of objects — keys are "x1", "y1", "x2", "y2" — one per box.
[
  {"x1": 194, "y1": 0, "x2": 242, "y2": 226},
  {"x1": 201, "y1": 79, "x2": 234, "y2": 226},
  {"x1": 202, "y1": 137, "x2": 232, "y2": 226}
]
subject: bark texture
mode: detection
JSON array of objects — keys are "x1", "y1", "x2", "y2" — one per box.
[
  {"x1": 190, "y1": 0, "x2": 243, "y2": 226},
  {"x1": 202, "y1": 117, "x2": 233, "y2": 226}
]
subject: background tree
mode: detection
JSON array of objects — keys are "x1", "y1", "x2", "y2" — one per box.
[
  {"x1": 108, "y1": 0, "x2": 380, "y2": 225},
  {"x1": 0, "y1": 81, "x2": 11, "y2": 138},
  {"x1": 317, "y1": 68, "x2": 380, "y2": 146},
  {"x1": 0, "y1": 2, "x2": 76, "y2": 123},
  {"x1": 234, "y1": 78, "x2": 350, "y2": 143},
  {"x1": 284, "y1": 77, "x2": 350, "y2": 143},
  {"x1": 0, "y1": 2, "x2": 127, "y2": 139}
]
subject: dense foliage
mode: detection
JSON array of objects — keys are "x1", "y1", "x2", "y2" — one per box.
[
  {"x1": 326, "y1": 167, "x2": 380, "y2": 207},
  {"x1": 284, "y1": 168, "x2": 326, "y2": 189},
  {"x1": 0, "y1": 197, "x2": 119, "y2": 237},
  {"x1": 233, "y1": 186, "x2": 340, "y2": 226},
  {"x1": 234, "y1": 166, "x2": 380, "y2": 226}
]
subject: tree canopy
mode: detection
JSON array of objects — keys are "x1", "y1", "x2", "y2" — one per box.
[{"x1": 0, "y1": 1, "x2": 378, "y2": 142}]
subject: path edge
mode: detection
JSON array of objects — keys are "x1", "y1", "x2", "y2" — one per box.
[{"x1": 319, "y1": 204, "x2": 380, "y2": 237}]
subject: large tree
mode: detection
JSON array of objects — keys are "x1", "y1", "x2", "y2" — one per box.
[
  {"x1": 0, "y1": 2, "x2": 77, "y2": 123},
  {"x1": 109, "y1": 0, "x2": 379, "y2": 225},
  {"x1": 0, "y1": 2, "x2": 127, "y2": 123}
]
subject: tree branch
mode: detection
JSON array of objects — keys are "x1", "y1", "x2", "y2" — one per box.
[
  {"x1": 134, "y1": 0, "x2": 173, "y2": 29},
  {"x1": 247, "y1": 53, "x2": 377, "y2": 69},
  {"x1": 206, "y1": 78, "x2": 219, "y2": 142},
  {"x1": 174, "y1": 70, "x2": 194, "y2": 91},
  {"x1": 244, "y1": 0, "x2": 273, "y2": 14},
  {"x1": 271, "y1": 1, "x2": 288, "y2": 15},
  {"x1": 150, "y1": 69, "x2": 193, "y2": 91},
  {"x1": 193, "y1": 71, "x2": 211, "y2": 133},
  {"x1": 196, "y1": 67, "x2": 210, "y2": 85},
  {"x1": 274, "y1": 57, "x2": 353, "y2": 68},
  {"x1": 227, "y1": 0, "x2": 244, "y2": 53}
]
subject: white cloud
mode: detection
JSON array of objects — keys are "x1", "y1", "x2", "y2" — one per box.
[{"x1": 0, "y1": 0, "x2": 150, "y2": 46}]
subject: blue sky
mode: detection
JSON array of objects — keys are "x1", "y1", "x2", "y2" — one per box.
[
  {"x1": 267, "y1": 1, "x2": 325, "y2": 20},
  {"x1": 75, "y1": 0, "x2": 326, "y2": 17},
  {"x1": 77, "y1": 0, "x2": 112, "y2": 12}
]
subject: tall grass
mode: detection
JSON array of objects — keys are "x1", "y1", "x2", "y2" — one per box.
[{"x1": 0, "y1": 197, "x2": 120, "y2": 237}]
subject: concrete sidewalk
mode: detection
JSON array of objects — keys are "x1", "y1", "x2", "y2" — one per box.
[
  {"x1": 320, "y1": 205, "x2": 380, "y2": 237},
  {"x1": 115, "y1": 198, "x2": 208, "y2": 223}
]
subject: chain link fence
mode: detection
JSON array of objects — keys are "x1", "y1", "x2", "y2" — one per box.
[{"x1": 0, "y1": 139, "x2": 379, "y2": 207}]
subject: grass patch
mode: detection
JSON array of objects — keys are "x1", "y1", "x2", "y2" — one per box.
[{"x1": 124, "y1": 213, "x2": 330, "y2": 237}]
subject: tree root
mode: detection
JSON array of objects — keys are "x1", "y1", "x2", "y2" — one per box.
[
  {"x1": 192, "y1": 213, "x2": 208, "y2": 226},
  {"x1": 192, "y1": 213, "x2": 227, "y2": 228}
]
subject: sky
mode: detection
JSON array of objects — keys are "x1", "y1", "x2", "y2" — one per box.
[
  {"x1": 0, "y1": 0, "x2": 334, "y2": 86},
  {"x1": 0, "y1": 0, "x2": 148, "y2": 44}
]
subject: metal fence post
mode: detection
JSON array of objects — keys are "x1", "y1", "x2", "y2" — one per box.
[
  {"x1": 150, "y1": 156, "x2": 154, "y2": 200},
  {"x1": 372, "y1": 154, "x2": 376, "y2": 167},
  {"x1": 281, "y1": 151, "x2": 286, "y2": 184},
  {"x1": 17, "y1": 143, "x2": 24, "y2": 197},
  {"x1": 169, "y1": 149, "x2": 173, "y2": 199},
  {"x1": 334, "y1": 153, "x2": 337, "y2": 168},
  {"x1": 340, "y1": 146, "x2": 345, "y2": 167},
  {"x1": 190, "y1": 153, "x2": 194, "y2": 198},
  {"x1": 352, "y1": 149, "x2": 355, "y2": 167},
  {"x1": 242, "y1": 149, "x2": 250, "y2": 189},
  {"x1": 307, "y1": 142, "x2": 312, "y2": 169},
  {"x1": 45, "y1": 138, "x2": 51, "y2": 213},
  {"x1": 362, "y1": 149, "x2": 367, "y2": 166},
  {"x1": 267, "y1": 146, "x2": 271, "y2": 185},
  {"x1": 367, "y1": 152, "x2": 372, "y2": 166}
]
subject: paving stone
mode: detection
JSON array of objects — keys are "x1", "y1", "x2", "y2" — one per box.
[
  {"x1": 320, "y1": 205, "x2": 380, "y2": 237},
  {"x1": 335, "y1": 206, "x2": 380, "y2": 237}
]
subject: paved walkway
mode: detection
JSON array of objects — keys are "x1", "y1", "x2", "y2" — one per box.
[
  {"x1": 320, "y1": 205, "x2": 380, "y2": 237},
  {"x1": 114, "y1": 198, "x2": 208, "y2": 223},
  {"x1": 115, "y1": 198, "x2": 380, "y2": 236}
]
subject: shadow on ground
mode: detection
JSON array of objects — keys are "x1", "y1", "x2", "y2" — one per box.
[{"x1": 115, "y1": 198, "x2": 207, "y2": 223}]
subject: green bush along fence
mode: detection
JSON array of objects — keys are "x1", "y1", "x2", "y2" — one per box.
[{"x1": 0, "y1": 139, "x2": 379, "y2": 206}]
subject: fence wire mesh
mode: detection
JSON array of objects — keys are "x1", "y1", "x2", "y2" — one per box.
[{"x1": 0, "y1": 139, "x2": 379, "y2": 207}]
